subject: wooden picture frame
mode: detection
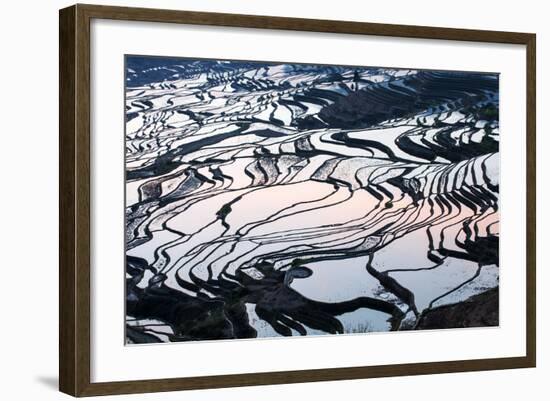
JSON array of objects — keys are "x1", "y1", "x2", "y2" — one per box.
[{"x1": 59, "y1": 3, "x2": 536, "y2": 397}]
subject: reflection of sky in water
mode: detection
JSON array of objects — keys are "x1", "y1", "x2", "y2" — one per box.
[
  {"x1": 128, "y1": 179, "x2": 499, "y2": 331},
  {"x1": 289, "y1": 256, "x2": 396, "y2": 334},
  {"x1": 125, "y1": 57, "x2": 500, "y2": 342}
]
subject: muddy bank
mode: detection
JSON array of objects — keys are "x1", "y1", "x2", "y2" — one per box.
[{"x1": 416, "y1": 287, "x2": 499, "y2": 330}]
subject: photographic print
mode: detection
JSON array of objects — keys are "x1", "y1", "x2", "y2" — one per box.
[{"x1": 124, "y1": 55, "x2": 500, "y2": 344}]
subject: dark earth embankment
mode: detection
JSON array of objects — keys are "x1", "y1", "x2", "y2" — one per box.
[{"x1": 416, "y1": 287, "x2": 499, "y2": 329}]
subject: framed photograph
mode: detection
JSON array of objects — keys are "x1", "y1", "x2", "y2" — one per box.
[{"x1": 59, "y1": 4, "x2": 536, "y2": 397}]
